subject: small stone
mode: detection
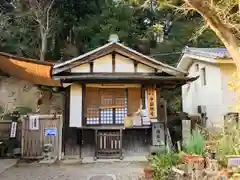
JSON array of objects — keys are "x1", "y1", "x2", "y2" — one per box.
[{"x1": 88, "y1": 174, "x2": 116, "y2": 180}]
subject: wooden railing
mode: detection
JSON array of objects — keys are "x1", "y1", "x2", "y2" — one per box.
[
  {"x1": 95, "y1": 129, "x2": 123, "y2": 159},
  {"x1": 21, "y1": 114, "x2": 63, "y2": 160}
]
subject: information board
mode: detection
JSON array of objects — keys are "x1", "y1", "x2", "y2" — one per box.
[{"x1": 45, "y1": 128, "x2": 57, "y2": 137}]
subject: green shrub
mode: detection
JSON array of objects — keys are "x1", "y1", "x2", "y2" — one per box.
[
  {"x1": 216, "y1": 121, "x2": 240, "y2": 167},
  {"x1": 184, "y1": 129, "x2": 205, "y2": 156},
  {"x1": 14, "y1": 106, "x2": 32, "y2": 115},
  {"x1": 151, "y1": 153, "x2": 180, "y2": 180}
]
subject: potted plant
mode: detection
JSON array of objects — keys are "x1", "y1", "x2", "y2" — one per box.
[
  {"x1": 148, "y1": 153, "x2": 179, "y2": 180},
  {"x1": 143, "y1": 165, "x2": 154, "y2": 180},
  {"x1": 182, "y1": 129, "x2": 205, "y2": 168}
]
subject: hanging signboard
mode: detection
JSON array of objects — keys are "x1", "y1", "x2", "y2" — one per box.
[
  {"x1": 10, "y1": 121, "x2": 17, "y2": 138},
  {"x1": 29, "y1": 115, "x2": 39, "y2": 130},
  {"x1": 45, "y1": 128, "x2": 57, "y2": 137},
  {"x1": 147, "y1": 88, "x2": 157, "y2": 119}
]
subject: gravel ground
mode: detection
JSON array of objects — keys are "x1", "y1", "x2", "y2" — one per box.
[{"x1": 0, "y1": 162, "x2": 146, "y2": 180}]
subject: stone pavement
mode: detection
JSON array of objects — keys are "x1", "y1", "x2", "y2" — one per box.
[
  {"x1": 0, "y1": 162, "x2": 147, "y2": 180},
  {"x1": 0, "y1": 159, "x2": 18, "y2": 174}
]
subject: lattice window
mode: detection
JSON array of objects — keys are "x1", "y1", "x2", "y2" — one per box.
[
  {"x1": 115, "y1": 96, "x2": 127, "y2": 124},
  {"x1": 85, "y1": 88, "x2": 128, "y2": 125},
  {"x1": 100, "y1": 109, "x2": 113, "y2": 124},
  {"x1": 115, "y1": 107, "x2": 127, "y2": 124}
]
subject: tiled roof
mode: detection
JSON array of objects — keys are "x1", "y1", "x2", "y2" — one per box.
[
  {"x1": 0, "y1": 52, "x2": 61, "y2": 87},
  {"x1": 53, "y1": 41, "x2": 187, "y2": 76},
  {"x1": 183, "y1": 46, "x2": 231, "y2": 59}
]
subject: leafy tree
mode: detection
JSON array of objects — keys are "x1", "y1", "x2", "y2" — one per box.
[
  {"x1": 184, "y1": 0, "x2": 240, "y2": 71},
  {"x1": 134, "y1": 0, "x2": 240, "y2": 71},
  {"x1": 0, "y1": 0, "x2": 224, "y2": 66},
  {"x1": 0, "y1": 0, "x2": 157, "y2": 61}
]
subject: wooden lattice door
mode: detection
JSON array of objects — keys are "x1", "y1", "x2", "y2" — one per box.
[{"x1": 95, "y1": 129, "x2": 123, "y2": 159}]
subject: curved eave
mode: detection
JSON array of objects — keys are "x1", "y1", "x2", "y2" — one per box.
[
  {"x1": 54, "y1": 73, "x2": 198, "y2": 85},
  {"x1": 0, "y1": 52, "x2": 61, "y2": 87}
]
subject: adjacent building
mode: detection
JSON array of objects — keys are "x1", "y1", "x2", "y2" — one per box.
[{"x1": 177, "y1": 47, "x2": 237, "y2": 128}]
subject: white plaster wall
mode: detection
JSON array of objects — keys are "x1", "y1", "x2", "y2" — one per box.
[
  {"x1": 137, "y1": 63, "x2": 155, "y2": 73},
  {"x1": 93, "y1": 54, "x2": 112, "y2": 72},
  {"x1": 69, "y1": 84, "x2": 82, "y2": 127},
  {"x1": 71, "y1": 63, "x2": 90, "y2": 73},
  {"x1": 115, "y1": 54, "x2": 135, "y2": 72},
  {"x1": 220, "y1": 64, "x2": 238, "y2": 116},
  {"x1": 70, "y1": 53, "x2": 156, "y2": 74},
  {"x1": 182, "y1": 61, "x2": 223, "y2": 127}
]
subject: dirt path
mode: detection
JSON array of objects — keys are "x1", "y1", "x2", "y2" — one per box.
[{"x1": 0, "y1": 162, "x2": 146, "y2": 180}]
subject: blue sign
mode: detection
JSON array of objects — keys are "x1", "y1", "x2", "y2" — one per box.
[{"x1": 45, "y1": 128, "x2": 57, "y2": 137}]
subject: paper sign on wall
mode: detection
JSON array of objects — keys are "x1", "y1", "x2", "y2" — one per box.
[
  {"x1": 10, "y1": 122, "x2": 17, "y2": 138},
  {"x1": 29, "y1": 115, "x2": 39, "y2": 130}
]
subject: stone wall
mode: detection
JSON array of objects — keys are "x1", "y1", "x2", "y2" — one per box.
[{"x1": 0, "y1": 76, "x2": 64, "y2": 115}]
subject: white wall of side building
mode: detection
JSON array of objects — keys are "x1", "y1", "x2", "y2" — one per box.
[{"x1": 182, "y1": 61, "x2": 224, "y2": 127}]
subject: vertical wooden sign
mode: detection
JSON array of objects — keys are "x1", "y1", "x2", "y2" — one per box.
[{"x1": 147, "y1": 88, "x2": 157, "y2": 119}]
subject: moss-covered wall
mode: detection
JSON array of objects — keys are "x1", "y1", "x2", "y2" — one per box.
[{"x1": 0, "y1": 76, "x2": 64, "y2": 116}]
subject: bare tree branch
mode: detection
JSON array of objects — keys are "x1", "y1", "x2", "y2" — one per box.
[
  {"x1": 26, "y1": 0, "x2": 56, "y2": 61},
  {"x1": 46, "y1": 0, "x2": 55, "y2": 32}
]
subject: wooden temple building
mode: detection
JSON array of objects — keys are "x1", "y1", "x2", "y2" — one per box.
[
  {"x1": 0, "y1": 36, "x2": 197, "y2": 160},
  {"x1": 52, "y1": 37, "x2": 197, "y2": 159}
]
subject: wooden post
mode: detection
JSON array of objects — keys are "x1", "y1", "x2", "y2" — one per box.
[
  {"x1": 62, "y1": 87, "x2": 70, "y2": 156},
  {"x1": 141, "y1": 85, "x2": 146, "y2": 109},
  {"x1": 21, "y1": 117, "x2": 25, "y2": 157},
  {"x1": 156, "y1": 87, "x2": 161, "y2": 122},
  {"x1": 94, "y1": 129, "x2": 98, "y2": 160},
  {"x1": 58, "y1": 115, "x2": 63, "y2": 160},
  {"x1": 120, "y1": 129, "x2": 123, "y2": 160},
  {"x1": 82, "y1": 84, "x2": 86, "y2": 126}
]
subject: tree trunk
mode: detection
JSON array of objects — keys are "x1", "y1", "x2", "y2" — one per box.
[
  {"x1": 40, "y1": 34, "x2": 47, "y2": 61},
  {"x1": 185, "y1": 0, "x2": 240, "y2": 72}
]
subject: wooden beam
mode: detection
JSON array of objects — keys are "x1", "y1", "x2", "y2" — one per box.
[
  {"x1": 115, "y1": 49, "x2": 168, "y2": 74},
  {"x1": 55, "y1": 72, "x2": 159, "y2": 76},
  {"x1": 62, "y1": 86, "x2": 70, "y2": 154},
  {"x1": 82, "y1": 84, "x2": 86, "y2": 126},
  {"x1": 115, "y1": 51, "x2": 159, "y2": 71},
  {"x1": 61, "y1": 79, "x2": 190, "y2": 86},
  {"x1": 53, "y1": 73, "x2": 198, "y2": 83},
  {"x1": 156, "y1": 87, "x2": 161, "y2": 121},
  {"x1": 112, "y1": 52, "x2": 116, "y2": 72},
  {"x1": 141, "y1": 85, "x2": 146, "y2": 109},
  {"x1": 90, "y1": 62, "x2": 93, "y2": 73},
  {"x1": 134, "y1": 61, "x2": 138, "y2": 73},
  {"x1": 53, "y1": 48, "x2": 114, "y2": 75}
]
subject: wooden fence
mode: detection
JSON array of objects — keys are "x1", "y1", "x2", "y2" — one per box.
[{"x1": 21, "y1": 114, "x2": 62, "y2": 160}]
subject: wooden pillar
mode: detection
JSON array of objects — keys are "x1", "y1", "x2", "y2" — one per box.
[
  {"x1": 62, "y1": 86, "x2": 70, "y2": 154},
  {"x1": 156, "y1": 87, "x2": 168, "y2": 147},
  {"x1": 141, "y1": 85, "x2": 146, "y2": 109},
  {"x1": 156, "y1": 87, "x2": 161, "y2": 121},
  {"x1": 120, "y1": 129, "x2": 123, "y2": 160},
  {"x1": 79, "y1": 84, "x2": 86, "y2": 158},
  {"x1": 94, "y1": 129, "x2": 98, "y2": 160},
  {"x1": 82, "y1": 84, "x2": 86, "y2": 126}
]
